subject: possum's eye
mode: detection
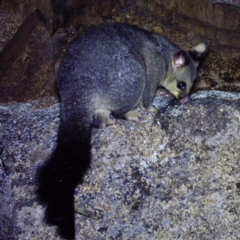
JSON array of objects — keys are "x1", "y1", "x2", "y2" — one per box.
[{"x1": 177, "y1": 81, "x2": 186, "y2": 90}]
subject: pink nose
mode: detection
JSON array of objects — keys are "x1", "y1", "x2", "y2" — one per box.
[{"x1": 180, "y1": 95, "x2": 189, "y2": 104}]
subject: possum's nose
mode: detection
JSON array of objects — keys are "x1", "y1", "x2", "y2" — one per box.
[{"x1": 180, "y1": 95, "x2": 189, "y2": 104}]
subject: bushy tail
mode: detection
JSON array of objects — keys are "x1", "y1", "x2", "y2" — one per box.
[{"x1": 36, "y1": 118, "x2": 91, "y2": 239}]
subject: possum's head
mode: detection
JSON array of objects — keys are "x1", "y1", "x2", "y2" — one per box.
[{"x1": 161, "y1": 42, "x2": 208, "y2": 103}]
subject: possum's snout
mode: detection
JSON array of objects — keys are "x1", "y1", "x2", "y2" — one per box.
[{"x1": 180, "y1": 95, "x2": 189, "y2": 104}]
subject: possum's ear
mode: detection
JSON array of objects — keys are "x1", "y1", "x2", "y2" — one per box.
[
  {"x1": 189, "y1": 42, "x2": 208, "y2": 64},
  {"x1": 172, "y1": 50, "x2": 190, "y2": 69}
]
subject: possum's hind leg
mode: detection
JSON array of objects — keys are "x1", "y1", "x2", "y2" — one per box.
[{"x1": 93, "y1": 109, "x2": 113, "y2": 128}]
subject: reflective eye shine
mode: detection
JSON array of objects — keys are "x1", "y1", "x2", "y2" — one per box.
[{"x1": 177, "y1": 81, "x2": 186, "y2": 90}]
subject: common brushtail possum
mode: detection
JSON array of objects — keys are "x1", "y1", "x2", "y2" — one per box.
[{"x1": 37, "y1": 23, "x2": 207, "y2": 239}]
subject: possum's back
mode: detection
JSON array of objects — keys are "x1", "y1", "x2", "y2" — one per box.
[
  {"x1": 59, "y1": 23, "x2": 150, "y2": 80},
  {"x1": 57, "y1": 24, "x2": 152, "y2": 109}
]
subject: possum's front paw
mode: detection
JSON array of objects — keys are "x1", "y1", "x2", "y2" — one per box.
[
  {"x1": 124, "y1": 110, "x2": 142, "y2": 121},
  {"x1": 124, "y1": 106, "x2": 157, "y2": 122}
]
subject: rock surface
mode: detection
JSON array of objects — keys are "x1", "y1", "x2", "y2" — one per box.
[{"x1": 1, "y1": 90, "x2": 240, "y2": 239}]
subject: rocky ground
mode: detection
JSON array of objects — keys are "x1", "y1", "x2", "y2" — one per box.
[{"x1": 1, "y1": 90, "x2": 240, "y2": 240}]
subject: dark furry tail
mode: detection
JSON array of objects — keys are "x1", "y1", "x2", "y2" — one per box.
[{"x1": 36, "y1": 119, "x2": 91, "y2": 239}]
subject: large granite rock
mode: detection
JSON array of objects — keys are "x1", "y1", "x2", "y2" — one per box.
[{"x1": 1, "y1": 90, "x2": 240, "y2": 239}]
